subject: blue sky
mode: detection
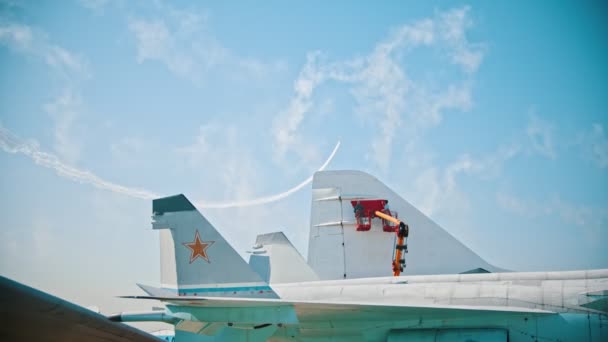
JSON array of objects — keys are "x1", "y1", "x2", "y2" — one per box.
[{"x1": 0, "y1": 0, "x2": 607, "y2": 328}]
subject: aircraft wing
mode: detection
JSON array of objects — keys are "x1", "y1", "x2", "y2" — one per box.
[
  {"x1": 0, "y1": 276, "x2": 161, "y2": 342},
  {"x1": 122, "y1": 294, "x2": 554, "y2": 326}
]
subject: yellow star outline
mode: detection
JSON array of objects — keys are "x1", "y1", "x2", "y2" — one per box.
[{"x1": 182, "y1": 230, "x2": 215, "y2": 264}]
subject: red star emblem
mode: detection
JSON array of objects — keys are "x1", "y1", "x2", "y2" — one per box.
[{"x1": 182, "y1": 230, "x2": 215, "y2": 264}]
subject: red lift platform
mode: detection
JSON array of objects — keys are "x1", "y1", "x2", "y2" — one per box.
[
  {"x1": 350, "y1": 199, "x2": 409, "y2": 276},
  {"x1": 350, "y1": 199, "x2": 398, "y2": 232}
]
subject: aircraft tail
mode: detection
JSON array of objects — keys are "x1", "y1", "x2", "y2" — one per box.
[
  {"x1": 151, "y1": 194, "x2": 277, "y2": 298},
  {"x1": 308, "y1": 170, "x2": 503, "y2": 280}
]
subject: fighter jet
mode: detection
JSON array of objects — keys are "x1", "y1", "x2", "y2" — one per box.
[
  {"x1": 111, "y1": 170, "x2": 608, "y2": 341},
  {"x1": 1, "y1": 170, "x2": 606, "y2": 341}
]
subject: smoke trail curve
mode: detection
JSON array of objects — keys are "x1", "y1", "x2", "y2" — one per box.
[
  {"x1": 0, "y1": 124, "x2": 339, "y2": 208},
  {"x1": 194, "y1": 141, "x2": 340, "y2": 208}
]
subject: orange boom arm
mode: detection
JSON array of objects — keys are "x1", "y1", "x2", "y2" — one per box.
[{"x1": 375, "y1": 211, "x2": 409, "y2": 276}]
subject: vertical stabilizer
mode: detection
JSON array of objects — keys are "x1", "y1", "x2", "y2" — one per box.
[
  {"x1": 152, "y1": 194, "x2": 276, "y2": 298},
  {"x1": 249, "y1": 232, "x2": 319, "y2": 284},
  {"x1": 308, "y1": 170, "x2": 502, "y2": 280}
]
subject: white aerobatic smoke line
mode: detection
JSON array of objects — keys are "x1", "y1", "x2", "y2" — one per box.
[
  {"x1": 0, "y1": 124, "x2": 340, "y2": 208},
  {"x1": 194, "y1": 141, "x2": 341, "y2": 209},
  {"x1": 0, "y1": 125, "x2": 161, "y2": 200}
]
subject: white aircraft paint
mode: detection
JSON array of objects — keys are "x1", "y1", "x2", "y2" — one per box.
[{"x1": 308, "y1": 170, "x2": 502, "y2": 280}]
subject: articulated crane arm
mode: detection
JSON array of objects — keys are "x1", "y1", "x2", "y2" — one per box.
[{"x1": 374, "y1": 211, "x2": 409, "y2": 276}]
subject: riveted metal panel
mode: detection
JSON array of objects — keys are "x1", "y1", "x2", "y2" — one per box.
[{"x1": 308, "y1": 188, "x2": 346, "y2": 280}]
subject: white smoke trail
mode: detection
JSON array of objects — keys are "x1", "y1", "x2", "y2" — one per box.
[
  {"x1": 0, "y1": 124, "x2": 339, "y2": 207},
  {"x1": 0, "y1": 125, "x2": 161, "y2": 199},
  {"x1": 195, "y1": 141, "x2": 341, "y2": 208}
]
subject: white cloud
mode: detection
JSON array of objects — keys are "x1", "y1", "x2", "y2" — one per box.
[
  {"x1": 496, "y1": 192, "x2": 607, "y2": 235},
  {"x1": 501, "y1": 110, "x2": 608, "y2": 170},
  {"x1": 443, "y1": 154, "x2": 480, "y2": 191},
  {"x1": 0, "y1": 24, "x2": 33, "y2": 47},
  {"x1": 175, "y1": 124, "x2": 255, "y2": 204},
  {"x1": 127, "y1": 6, "x2": 283, "y2": 83},
  {"x1": 272, "y1": 51, "x2": 326, "y2": 164},
  {"x1": 0, "y1": 23, "x2": 89, "y2": 80},
  {"x1": 526, "y1": 113, "x2": 557, "y2": 159},
  {"x1": 45, "y1": 45, "x2": 89, "y2": 78},
  {"x1": 0, "y1": 22, "x2": 90, "y2": 163},
  {"x1": 44, "y1": 90, "x2": 84, "y2": 163},
  {"x1": 78, "y1": 0, "x2": 110, "y2": 12},
  {"x1": 578, "y1": 123, "x2": 608, "y2": 169},
  {"x1": 271, "y1": 6, "x2": 483, "y2": 170},
  {"x1": 128, "y1": 18, "x2": 198, "y2": 78},
  {"x1": 438, "y1": 6, "x2": 485, "y2": 73},
  {"x1": 476, "y1": 143, "x2": 521, "y2": 179},
  {"x1": 412, "y1": 160, "x2": 475, "y2": 217},
  {"x1": 410, "y1": 143, "x2": 520, "y2": 217}
]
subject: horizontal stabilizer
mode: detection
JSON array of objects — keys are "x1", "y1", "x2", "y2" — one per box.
[{"x1": 137, "y1": 284, "x2": 177, "y2": 297}]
